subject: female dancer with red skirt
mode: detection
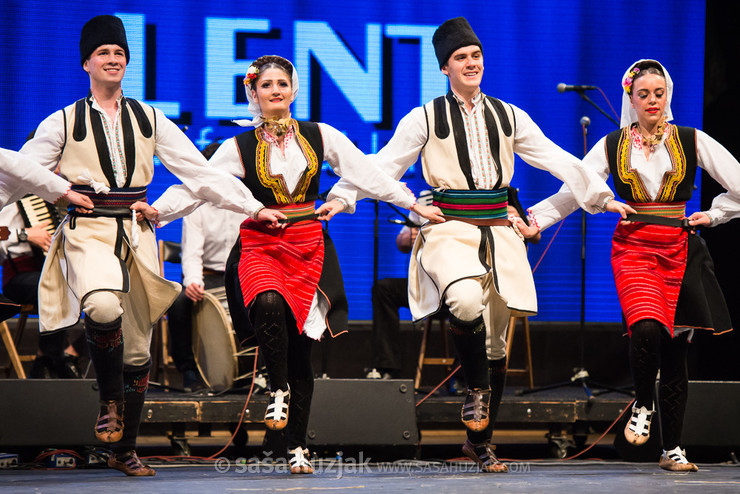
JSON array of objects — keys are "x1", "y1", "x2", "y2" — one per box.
[
  {"x1": 205, "y1": 55, "x2": 441, "y2": 474},
  {"x1": 527, "y1": 59, "x2": 740, "y2": 472}
]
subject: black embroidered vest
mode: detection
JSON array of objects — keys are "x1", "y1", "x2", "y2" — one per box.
[
  {"x1": 605, "y1": 125, "x2": 697, "y2": 203},
  {"x1": 234, "y1": 121, "x2": 324, "y2": 206}
]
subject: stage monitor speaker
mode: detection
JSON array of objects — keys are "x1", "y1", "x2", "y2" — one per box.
[
  {"x1": 682, "y1": 380, "x2": 740, "y2": 448},
  {"x1": 0, "y1": 379, "x2": 98, "y2": 446},
  {"x1": 307, "y1": 379, "x2": 418, "y2": 447},
  {"x1": 615, "y1": 380, "x2": 740, "y2": 460}
]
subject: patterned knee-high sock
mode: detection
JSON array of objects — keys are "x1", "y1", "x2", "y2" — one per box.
[
  {"x1": 286, "y1": 333, "x2": 314, "y2": 450},
  {"x1": 112, "y1": 360, "x2": 151, "y2": 454},
  {"x1": 629, "y1": 320, "x2": 662, "y2": 409},
  {"x1": 658, "y1": 332, "x2": 689, "y2": 451},
  {"x1": 252, "y1": 291, "x2": 290, "y2": 392},
  {"x1": 85, "y1": 316, "x2": 124, "y2": 402},
  {"x1": 448, "y1": 313, "x2": 489, "y2": 390}
]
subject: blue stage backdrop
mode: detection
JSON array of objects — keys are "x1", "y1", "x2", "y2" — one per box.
[{"x1": 0, "y1": 0, "x2": 705, "y2": 322}]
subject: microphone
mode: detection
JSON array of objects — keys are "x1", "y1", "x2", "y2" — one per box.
[
  {"x1": 580, "y1": 116, "x2": 591, "y2": 127},
  {"x1": 557, "y1": 83, "x2": 597, "y2": 93},
  {"x1": 388, "y1": 217, "x2": 421, "y2": 228}
]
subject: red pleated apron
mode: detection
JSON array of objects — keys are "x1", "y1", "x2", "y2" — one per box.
[
  {"x1": 238, "y1": 218, "x2": 324, "y2": 333},
  {"x1": 611, "y1": 222, "x2": 688, "y2": 335}
]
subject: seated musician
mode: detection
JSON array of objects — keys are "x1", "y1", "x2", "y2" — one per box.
[
  {"x1": 0, "y1": 202, "x2": 81, "y2": 378},
  {"x1": 166, "y1": 142, "x2": 245, "y2": 391}
]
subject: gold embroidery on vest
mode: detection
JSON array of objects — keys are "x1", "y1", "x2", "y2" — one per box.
[
  {"x1": 290, "y1": 125, "x2": 319, "y2": 203},
  {"x1": 615, "y1": 127, "x2": 650, "y2": 202},
  {"x1": 656, "y1": 125, "x2": 686, "y2": 203},
  {"x1": 255, "y1": 127, "x2": 292, "y2": 204}
]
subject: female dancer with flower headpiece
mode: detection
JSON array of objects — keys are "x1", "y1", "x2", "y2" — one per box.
[
  {"x1": 136, "y1": 55, "x2": 440, "y2": 474},
  {"x1": 527, "y1": 59, "x2": 740, "y2": 472}
]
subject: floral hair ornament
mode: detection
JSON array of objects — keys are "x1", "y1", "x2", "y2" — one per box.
[
  {"x1": 233, "y1": 55, "x2": 300, "y2": 129},
  {"x1": 620, "y1": 59, "x2": 674, "y2": 128},
  {"x1": 243, "y1": 65, "x2": 259, "y2": 87},
  {"x1": 623, "y1": 66, "x2": 640, "y2": 94}
]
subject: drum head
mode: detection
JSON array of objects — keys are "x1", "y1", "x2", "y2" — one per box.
[{"x1": 192, "y1": 290, "x2": 238, "y2": 392}]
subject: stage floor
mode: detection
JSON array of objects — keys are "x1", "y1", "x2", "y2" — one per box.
[{"x1": 2, "y1": 461, "x2": 739, "y2": 493}]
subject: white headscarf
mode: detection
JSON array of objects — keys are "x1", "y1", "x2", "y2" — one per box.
[
  {"x1": 619, "y1": 59, "x2": 674, "y2": 128},
  {"x1": 233, "y1": 56, "x2": 300, "y2": 128}
]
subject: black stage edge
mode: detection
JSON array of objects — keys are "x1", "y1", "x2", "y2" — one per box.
[{"x1": 2, "y1": 379, "x2": 738, "y2": 463}]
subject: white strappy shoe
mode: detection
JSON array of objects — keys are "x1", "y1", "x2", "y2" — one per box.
[
  {"x1": 659, "y1": 446, "x2": 699, "y2": 472},
  {"x1": 624, "y1": 404, "x2": 653, "y2": 445},
  {"x1": 288, "y1": 447, "x2": 314, "y2": 474},
  {"x1": 264, "y1": 387, "x2": 290, "y2": 430}
]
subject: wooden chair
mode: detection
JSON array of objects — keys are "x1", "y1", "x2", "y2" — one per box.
[
  {"x1": 0, "y1": 304, "x2": 36, "y2": 378},
  {"x1": 506, "y1": 315, "x2": 534, "y2": 389},
  {"x1": 414, "y1": 312, "x2": 455, "y2": 389},
  {"x1": 152, "y1": 240, "x2": 182, "y2": 386}
]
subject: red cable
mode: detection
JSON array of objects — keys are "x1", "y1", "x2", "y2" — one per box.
[
  {"x1": 597, "y1": 87, "x2": 620, "y2": 122},
  {"x1": 142, "y1": 346, "x2": 260, "y2": 463},
  {"x1": 530, "y1": 219, "x2": 565, "y2": 274},
  {"x1": 415, "y1": 365, "x2": 462, "y2": 407}
]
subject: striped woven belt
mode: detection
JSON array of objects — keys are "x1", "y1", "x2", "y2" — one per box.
[
  {"x1": 70, "y1": 185, "x2": 147, "y2": 208},
  {"x1": 68, "y1": 186, "x2": 148, "y2": 217},
  {"x1": 432, "y1": 188, "x2": 508, "y2": 219},
  {"x1": 274, "y1": 202, "x2": 319, "y2": 224},
  {"x1": 625, "y1": 201, "x2": 691, "y2": 229}
]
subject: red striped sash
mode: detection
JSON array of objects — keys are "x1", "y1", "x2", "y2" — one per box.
[
  {"x1": 611, "y1": 222, "x2": 688, "y2": 334},
  {"x1": 238, "y1": 218, "x2": 324, "y2": 333}
]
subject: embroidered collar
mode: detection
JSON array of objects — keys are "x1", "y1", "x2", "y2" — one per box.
[
  {"x1": 89, "y1": 93, "x2": 124, "y2": 117},
  {"x1": 630, "y1": 120, "x2": 671, "y2": 152},
  {"x1": 259, "y1": 123, "x2": 296, "y2": 149},
  {"x1": 451, "y1": 89, "x2": 484, "y2": 108}
]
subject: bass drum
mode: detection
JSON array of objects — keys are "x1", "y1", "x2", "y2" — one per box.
[{"x1": 192, "y1": 287, "x2": 238, "y2": 392}]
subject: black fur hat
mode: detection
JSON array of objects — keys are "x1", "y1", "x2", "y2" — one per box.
[
  {"x1": 79, "y1": 15, "x2": 130, "y2": 66},
  {"x1": 432, "y1": 17, "x2": 482, "y2": 68}
]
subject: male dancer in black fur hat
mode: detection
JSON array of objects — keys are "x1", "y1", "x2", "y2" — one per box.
[
  {"x1": 20, "y1": 14, "x2": 258, "y2": 476},
  {"x1": 329, "y1": 17, "x2": 631, "y2": 472}
]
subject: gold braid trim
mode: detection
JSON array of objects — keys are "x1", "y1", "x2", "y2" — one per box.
[
  {"x1": 290, "y1": 125, "x2": 320, "y2": 203},
  {"x1": 255, "y1": 128, "x2": 291, "y2": 204},
  {"x1": 616, "y1": 127, "x2": 650, "y2": 202},
  {"x1": 656, "y1": 124, "x2": 687, "y2": 203}
]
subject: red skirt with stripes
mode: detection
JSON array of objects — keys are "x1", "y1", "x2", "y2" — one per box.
[
  {"x1": 238, "y1": 219, "x2": 324, "y2": 333},
  {"x1": 611, "y1": 222, "x2": 689, "y2": 335}
]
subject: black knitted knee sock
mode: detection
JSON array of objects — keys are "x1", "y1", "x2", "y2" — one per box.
[
  {"x1": 251, "y1": 291, "x2": 290, "y2": 392},
  {"x1": 85, "y1": 316, "x2": 124, "y2": 402},
  {"x1": 286, "y1": 332, "x2": 314, "y2": 450},
  {"x1": 448, "y1": 314, "x2": 489, "y2": 390},
  {"x1": 658, "y1": 331, "x2": 689, "y2": 451},
  {"x1": 629, "y1": 319, "x2": 662, "y2": 409},
  {"x1": 112, "y1": 360, "x2": 151, "y2": 454}
]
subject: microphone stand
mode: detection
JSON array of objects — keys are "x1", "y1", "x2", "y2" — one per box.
[
  {"x1": 574, "y1": 89, "x2": 619, "y2": 126},
  {"x1": 517, "y1": 115, "x2": 631, "y2": 400}
]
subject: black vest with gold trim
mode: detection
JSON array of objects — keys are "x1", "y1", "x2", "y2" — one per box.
[
  {"x1": 421, "y1": 92, "x2": 516, "y2": 190},
  {"x1": 234, "y1": 121, "x2": 324, "y2": 207},
  {"x1": 59, "y1": 94, "x2": 156, "y2": 188},
  {"x1": 605, "y1": 125, "x2": 697, "y2": 203}
]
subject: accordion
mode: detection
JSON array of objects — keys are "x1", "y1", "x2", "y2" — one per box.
[{"x1": 17, "y1": 195, "x2": 64, "y2": 254}]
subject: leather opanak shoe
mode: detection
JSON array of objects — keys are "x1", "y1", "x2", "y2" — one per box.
[
  {"x1": 108, "y1": 450, "x2": 156, "y2": 476},
  {"x1": 288, "y1": 447, "x2": 313, "y2": 474},
  {"x1": 264, "y1": 387, "x2": 290, "y2": 430},
  {"x1": 624, "y1": 405, "x2": 654, "y2": 446},
  {"x1": 95, "y1": 400, "x2": 123, "y2": 443},
  {"x1": 462, "y1": 439, "x2": 508, "y2": 473},
  {"x1": 461, "y1": 388, "x2": 491, "y2": 432},
  {"x1": 659, "y1": 447, "x2": 698, "y2": 472}
]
